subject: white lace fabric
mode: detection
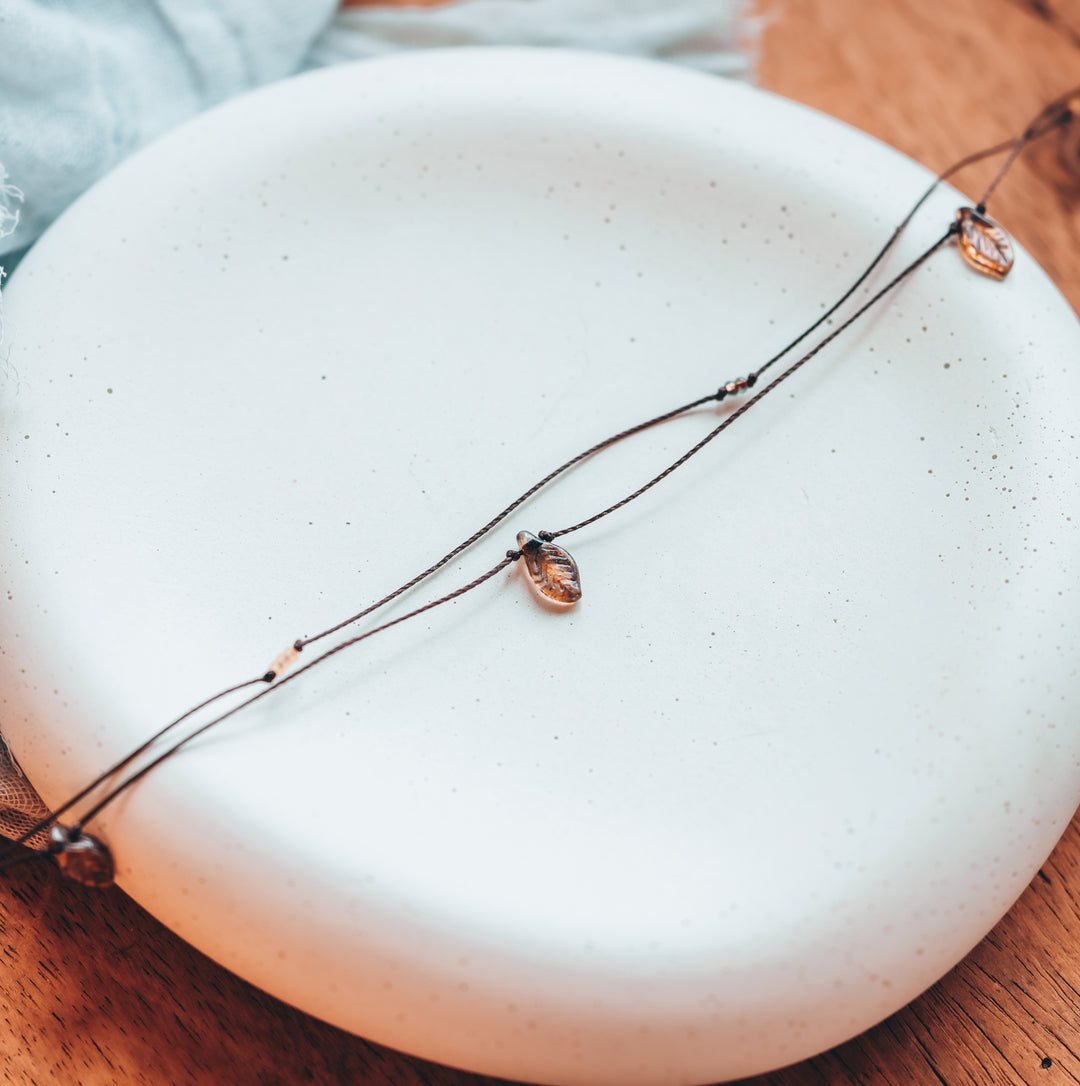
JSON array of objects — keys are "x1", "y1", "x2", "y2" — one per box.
[{"x1": 0, "y1": 738, "x2": 50, "y2": 848}]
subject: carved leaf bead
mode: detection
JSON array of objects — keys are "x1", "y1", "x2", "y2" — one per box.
[
  {"x1": 50, "y1": 824, "x2": 115, "y2": 888},
  {"x1": 516, "y1": 531, "x2": 582, "y2": 606},
  {"x1": 956, "y1": 207, "x2": 1014, "y2": 280}
]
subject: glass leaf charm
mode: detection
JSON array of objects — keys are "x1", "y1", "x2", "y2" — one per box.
[
  {"x1": 517, "y1": 531, "x2": 582, "y2": 606},
  {"x1": 955, "y1": 207, "x2": 1014, "y2": 280},
  {"x1": 50, "y1": 824, "x2": 115, "y2": 888}
]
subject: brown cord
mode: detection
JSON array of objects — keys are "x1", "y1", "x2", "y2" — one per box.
[
  {"x1": 977, "y1": 84, "x2": 1080, "y2": 209},
  {"x1": 295, "y1": 396, "x2": 715, "y2": 649},
  {"x1": 0, "y1": 678, "x2": 267, "y2": 861},
  {"x1": 293, "y1": 143, "x2": 1019, "y2": 652},
  {"x1": 8, "y1": 229, "x2": 955, "y2": 859},
  {"x1": 298, "y1": 109, "x2": 1068, "y2": 655},
  {"x1": 65, "y1": 556, "x2": 519, "y2": 832},
  {"x1": 2, "y1": 85, "x2": 1071, "y2": 873},
  {"x1": 546, "y1": 229, "x2": 956, "y2": 541}
]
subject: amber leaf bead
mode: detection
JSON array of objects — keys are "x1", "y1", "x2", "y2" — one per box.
[
  {"x1": 956, "y1": 207, "x2": 1014, "y2": 280},
  {"x1": 50, "y1": 824, "x2": 116, "y2": 888},
  {"x1": 516, "y1": 531, "x2": 582, "y2": 605}
]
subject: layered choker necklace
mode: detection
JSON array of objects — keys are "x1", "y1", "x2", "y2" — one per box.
[{"x1": 1, "y1": 84, "x2": 1077, "y2": 889}]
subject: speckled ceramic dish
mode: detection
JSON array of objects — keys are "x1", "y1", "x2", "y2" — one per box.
[{"x1": 2, "y1": 48, "x2": 1079, "y2": 1086}]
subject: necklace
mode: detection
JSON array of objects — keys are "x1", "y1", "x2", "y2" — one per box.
[{"x1": 1, "y1": 82, "x2": 1075, "y2": 889}]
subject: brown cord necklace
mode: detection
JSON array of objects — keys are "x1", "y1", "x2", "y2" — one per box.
[{"x1": 1, "y1": 85, "x2": 1077, "y2": 889}]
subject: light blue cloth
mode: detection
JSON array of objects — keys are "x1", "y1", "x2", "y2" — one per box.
[
  {"x1": 0, "y1": 0, "x2": 339, "y2": 262},
  {"x1": 309, "y1": 0, "x2": 750, "y2": 75},
  {"x1": 0, "y1": 0, "x2": 749, "y2": 267}
]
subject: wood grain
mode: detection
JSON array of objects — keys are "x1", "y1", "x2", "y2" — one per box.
[{"x1": 3, "y1": 1, "x2": 1080, "y2": 1083}]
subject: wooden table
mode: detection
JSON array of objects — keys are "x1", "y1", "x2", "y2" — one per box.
[{"x1": 4, "y1": 1, "x2": 1080, "y2": 1083}]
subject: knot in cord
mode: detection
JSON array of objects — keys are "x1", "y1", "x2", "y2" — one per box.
[{"x1": 717, "y1": 375, "x2": 756, "y2": 400}]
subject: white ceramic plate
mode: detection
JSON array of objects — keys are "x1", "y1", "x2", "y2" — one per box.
[{"x1": 2, "y1": 49, "x2": 1079, "y2": 1086}]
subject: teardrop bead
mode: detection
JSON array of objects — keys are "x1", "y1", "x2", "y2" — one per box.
[
  {"x1": 516, "y1": 531, "x2": 582, "y2": 606},
  {"x1": 50, "y1": 824, "x2": 115, "y2": 888},
  {"x1": 955, "y1": 207, "x2": 1014, "y2": 280}
]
